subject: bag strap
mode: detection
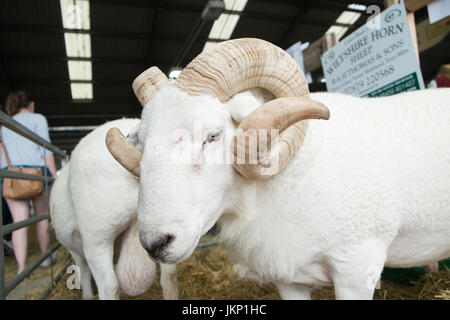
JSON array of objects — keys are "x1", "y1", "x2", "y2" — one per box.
[{"x1": 1, "y1": 142, "x2": 12, "y2": 167}]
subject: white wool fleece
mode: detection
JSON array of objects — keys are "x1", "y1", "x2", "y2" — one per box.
[
  {"x1": 133, "y1": 85, "x2": 450, "y2": 299},
  {"x1": 51, "y1": 119, "x2": 179, "y2": 300},
  {"x1": 219, "y1": 88, "x2": 450, "y2": 285}
]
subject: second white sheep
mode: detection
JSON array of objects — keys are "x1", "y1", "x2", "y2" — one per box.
[{"x1": 50, "y1": 119, "x2": 178, "y2": 300}]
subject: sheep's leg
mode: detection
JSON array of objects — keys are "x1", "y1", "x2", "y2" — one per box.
[
  {"x1": 83, "y1": 243, "x2": 119, "y2": 300},
  {"x1": 69, "y1": 249, "x2": 94, "y2": 300},
  {"x1": 276, "y1": 282, "x2": 311, "y2": 300},
  {"x1": 160, "y1": 263, "x2": 179, "y2": 299},
  {"x1": 330, "y1": 240, "x2": 386, "y2": 300}
]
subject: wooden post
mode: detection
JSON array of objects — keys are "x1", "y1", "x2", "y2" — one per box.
[
  {"x1": 404, "y1": 0, "x2": 434, "y2": 12},
  {"x1": 384, "y1": 0, "x2": 398, "y2": 7},
  {"x1": 407, "y1": 10, "x2": 420, "y2": 62},
  {"x1": 416, "y1": 15, "x2": 450, "y2": 52},
  {"x1": 303, "y1": 33, "x2": 338, "y2": 73}
]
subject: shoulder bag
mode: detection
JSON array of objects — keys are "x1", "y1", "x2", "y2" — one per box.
[{"x1": 1, "y1": 143, "x2": 44, "y2": 199}]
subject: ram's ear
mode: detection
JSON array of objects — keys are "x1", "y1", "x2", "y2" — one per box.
[
  {"x1": 126, "y1": 122, "x2": 143, "y2": 151},
  {"x1": 227, "y1": 89, "x2": 275, "y2": 123}
]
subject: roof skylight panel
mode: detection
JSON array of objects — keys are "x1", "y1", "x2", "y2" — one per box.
[{"x1": 60, "y1": 0, "x2": 93, "y2": 100}]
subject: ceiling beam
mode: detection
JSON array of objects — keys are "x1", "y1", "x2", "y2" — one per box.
[
  {"x1": 0, "y1": 42, "x2": 12, "y2": 93},
  {"x1": 2, "y1": 54, "x2": 172, "y2": 66},
  {"x1": 38, "y1": 98, "x2": 137, "y2": 104},
  {"x1": 0, "y1": 23, "x2": 153, "y2": 40},
  {"x1": 172, "y1": 16, "x2": 206, "y2": 68},
  {"x1": 145, "y1": 0, "x2": 167, "y2": 67},
  {"x1": 0, "y1": 23, "x2": 219, "y2": 43},
  {"x1": 0, "y1": 60, "x2": 12, "y2": 92},
  {"x1": 11, "y1": 78, "x2": 132, "y2": 86},
  {"x1": 91, "y1": 0, "x2": 382, "y2": 16},
  {"x1": 89, "y1": 0, "x2": 160, "y2": 9},
  {"x1": 0, "y1": 41, "x2": 12, "y2": 105},
  {"x1": 277, "y1": 0, "x2": 313, "y2": 48},
  {"x1": 316, "y1": 0, "x2": 385, "y2": 6},
  {"x1": 46, "y1": 113, "x2": 140, "y2": 120},
  {"x1": 37, "y1": 103, "x2": 142, "y2": 118},
  {"x1": 89, "y1": 0, "x2": 382, "y2": 13},
  {"x1": 1, "y1": 17, "x2": 357, "y2": 43},
  {"x1": 313, "y1": 1, "x2": 371, "y2": 14},
  {"x1": 46, "y1": 113, "x2": 141, "y2": 127},
  {"x1": 0, "y1": 3, "x2": 358, "y2": 40}
]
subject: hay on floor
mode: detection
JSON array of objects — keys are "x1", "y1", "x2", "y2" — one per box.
[
  {"x1": 9, "y1": 232, "x2": 449, "y2": 300},
  {"x1": 3, "y1": 223, "x2": 71, "y2": 300},
  {"x1": 49, "y1": 240, "x2": 450, "y2": 300}
]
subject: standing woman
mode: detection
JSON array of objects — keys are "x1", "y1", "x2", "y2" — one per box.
[{"x1": 1, "y1": 91, "x2": 57, "y2": 274}]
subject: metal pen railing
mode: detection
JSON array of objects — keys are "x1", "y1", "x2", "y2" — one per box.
[{"x1": 0, "y1": 110, "x2": 68, "y2": 300}]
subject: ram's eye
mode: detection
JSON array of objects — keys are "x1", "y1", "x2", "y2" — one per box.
[{"x1": 207, "y1": 130, "x2": 222, "y2": 143}]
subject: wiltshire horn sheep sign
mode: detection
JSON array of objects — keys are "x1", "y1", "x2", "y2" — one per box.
[{"x1": 321, "y1": 0, "x2": 425, "y2": 97}]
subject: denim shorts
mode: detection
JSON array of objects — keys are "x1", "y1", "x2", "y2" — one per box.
[{"x1": 1, "y1": 165, "x2": 53, "y2": 194}]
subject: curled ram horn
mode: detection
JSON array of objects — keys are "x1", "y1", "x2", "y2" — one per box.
[
  {"x1": 105, "y1": 38, "x2": 330, "y2": 179},
  {"x1": 231, "y1": 97, "x2": 329, "y2": 179},
  {"x1": 105, "y1": 67, "x2": 168, "y2": 177},
  {"x1": 106, "y1": 127, "x2": 142, "y2": 177},
  {"x1": 176, "y1": 38, "x2": 330, "y2": 179},
  {"x1": 132, "y1": 66, "x2": 170, "y2": 107}
]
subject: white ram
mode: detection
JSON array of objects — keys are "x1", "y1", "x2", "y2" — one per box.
[
  {"x1": 50, "y1": 119, "x2": 178, "y2": 300},
  {"x1": 106, "y1": 38, "x2": 450, "y2": 299}
]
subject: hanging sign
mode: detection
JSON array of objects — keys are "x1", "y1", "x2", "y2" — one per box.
[{"x1": 321, "y1": 1, "x2": 425, "y2": 97}]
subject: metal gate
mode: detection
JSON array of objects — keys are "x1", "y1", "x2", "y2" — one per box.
[{"x1": 0, "y1": 110, "x2": 68, "y2": 299}]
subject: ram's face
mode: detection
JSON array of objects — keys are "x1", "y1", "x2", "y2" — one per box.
[
  {"x1": 136, "y1": 86, "x2": 236, "y2": 263},
  {"x1": 105, "y1": 38, "x2": 330, "y2": 264}
]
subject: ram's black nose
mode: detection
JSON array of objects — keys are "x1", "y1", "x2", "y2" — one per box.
[{"x1": 142, "y1": 234, "x2": 175, "y2": 260}]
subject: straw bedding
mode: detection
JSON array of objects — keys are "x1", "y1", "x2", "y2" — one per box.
[{"x1": 4, "y1": 232, "x2": 449, "y2": 300}]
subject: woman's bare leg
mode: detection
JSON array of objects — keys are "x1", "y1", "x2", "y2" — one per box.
[
  {"x1": 5, "y1": 198, "x2": 30, "y2": 273},
  {"x1": 32, "y1": 192, "x2": 50, "y2": 254}
]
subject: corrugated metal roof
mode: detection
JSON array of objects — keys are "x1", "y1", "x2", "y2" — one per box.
[
  {"x1": 91, "y1": 2, "x2": 154, "y2": 33},
  {"x1": 0, "y1": 0, "x2": 448, "y2": 153}
]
